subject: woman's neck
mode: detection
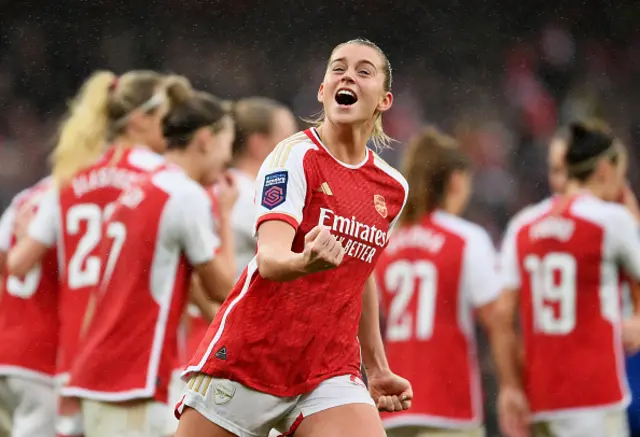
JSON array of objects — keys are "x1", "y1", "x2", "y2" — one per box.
[
  {"x1": 317, "y1": 120, "x2": 371, "y2": 165},
  {"x1": 233, "y1": 155, "x2": 262, "y2": 179},
  {"x1": 564, "y1": 180, "x2": 605, "y2": 200},
  {"x1": 113, "y1": 133, "x2": 146, "y2": 150},
  {"x1": 164, "y1": 150, "x2": 200, "y2": 182}
]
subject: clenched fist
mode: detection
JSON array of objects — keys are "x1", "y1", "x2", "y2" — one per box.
[{"x1": 302, "y1": 225, "x2": 345, "y2": 273}]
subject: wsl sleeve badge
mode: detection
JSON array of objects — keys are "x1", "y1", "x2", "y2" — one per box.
[{"x1": 261, "y1": 171, "x2": 288, "y2": 210}]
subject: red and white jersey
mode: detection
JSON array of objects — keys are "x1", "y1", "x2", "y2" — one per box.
[
  {"x1": 65, "y1": 167, "x2": 219, "y2": 403},
  {"x1": 376, "y1": 211, "x2": 500, "y2": 429},
  {"x1": 0, "y1": 178, "x2": 59, "y2": 381},
  {"x1": 181, "y1": 185, "x2": 221, "y2": 367},
  {"x1": 500, "y1": 193, "x2": 640, "y2": 419},
  {"x1": 183, "y1": 128, "x2": 408, "y2": 397},
  {"x1": 27, "y1": 146, "x2": 165, "y2": 377}
]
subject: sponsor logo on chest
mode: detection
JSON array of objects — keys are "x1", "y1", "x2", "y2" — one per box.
[{"x1": 318, "y1": 207, "x2": 389, "y2": 264}]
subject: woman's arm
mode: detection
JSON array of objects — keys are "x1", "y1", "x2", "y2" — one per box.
[{"x1": 358, "y1": 275, "x2": 389, "y2": 375}]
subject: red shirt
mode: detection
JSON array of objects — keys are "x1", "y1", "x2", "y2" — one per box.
[
  {"x1": 65, "y1": 168, "x2": 219, "y2": 403},
  {"x1": 27, "y1": 147, "x2": 165, "y2": 377},
  {"x1": 501, "y1": 194, "x2": 640, "y2": 419},
  {"x1": 0, "y1": 178, "x2": 59, "y2": 381},
  {"x1": 376, "y1": 211, "x2": 500, "y2": 429},
  {"x1": 182, "y1": 128, "x2": 408, "y2": 397}
]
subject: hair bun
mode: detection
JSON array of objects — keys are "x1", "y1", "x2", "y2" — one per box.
[{"x1": 570, "y1": 122, "x2": 589, "y2": 140}]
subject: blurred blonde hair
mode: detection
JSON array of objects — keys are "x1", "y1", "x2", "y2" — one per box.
[{"x1": 51, "y1": 70, "x2": 192, "y2": 185}]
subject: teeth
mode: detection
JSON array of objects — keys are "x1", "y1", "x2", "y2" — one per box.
[{"x1": 337, "y1": 89, "x2": 355, "y2": 98}]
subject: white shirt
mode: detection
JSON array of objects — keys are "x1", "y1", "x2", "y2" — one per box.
[{"x1": 230, "y1": 168, "x2": 259, "y2": 279}]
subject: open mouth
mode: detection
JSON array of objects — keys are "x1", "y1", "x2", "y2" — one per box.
[{"x1": 335, "y1": 88, "x2": 358, "y2": 106}]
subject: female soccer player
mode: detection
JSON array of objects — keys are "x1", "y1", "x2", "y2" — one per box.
[
  {"x1": 0, "y1": 177, "x2": 58, "y2": 437},
  {"x1": 375, "y1": 127, "x2": 501, "y2": 437},
  {"x1": 496, "y1": 122, "x2": 640, "y2": 437},
  {"x1": 176, "y1": 38, "x2": 412, "y2": 437},
  {"x1": 64, "y1": 91, "x2": 236, "y2": 437},
  {"x1": 7, "y1": 69, "x2": 192, "y2": 437}
]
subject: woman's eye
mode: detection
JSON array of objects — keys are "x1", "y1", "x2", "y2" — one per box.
[
  {"x1": 333, "y1": 67, "x2": 344, "y2": 72},
  {"x1": 359, "y1": 70, "x2": 371, "y2": 75}
]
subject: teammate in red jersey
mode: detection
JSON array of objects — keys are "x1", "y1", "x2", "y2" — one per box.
[
  {"x1": 0, "y1": 178, "x2": 58, "y2": 437},
  {"x1": 375, "y1": 127, "x2": 502, "y2": 437},
  {"x1": 495, "y1": 122, "x2": 640, "y2": 437},
  {"x1": 63, "y1": 91, "x2": 235, "y2": 437},
  {"x1": 175, "y1": 38, "x2": 412, "y2": 437},
  {"x1": 7, "y1": 69, "x2": 192, "y2": 437}
]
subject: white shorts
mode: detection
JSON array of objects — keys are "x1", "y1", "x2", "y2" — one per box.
[
  {"x1": 176, "y1": 373, "x2": 375, "y2": 437},
  {"x1": 166, "y1": 369, "x2": 185, "y2": 435},
  {"x1": 0, "y1": 375, "x2": 56, "y2": 437},
  {"x1": 533, "y1": 408, "x2": 628, "y2": 437},
  {"x1": 82, "y1": 398, "x2": 172, "y2": 437},
  {"x1": 54, "y1": 375, "x2": 84, "y2": 437}
]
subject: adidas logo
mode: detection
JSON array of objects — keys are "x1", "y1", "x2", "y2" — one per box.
[
  {"x1": 317, "y1": 182, "x2": 333, "y2": 196},
  {"x1": 214, "y1": 346, "x2": 227, "y2": 360}
]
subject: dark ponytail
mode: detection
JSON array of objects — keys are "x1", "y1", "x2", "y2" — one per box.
[
  {"x1": 565, "y1": 120, "x2": 618, "y2": 181},
  {"x1": 163, "y1": 91, "x2": 228, "y2": 149}
]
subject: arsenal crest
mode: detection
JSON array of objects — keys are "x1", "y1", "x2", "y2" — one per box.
[{"x1": 373, "y1": 194, "x2": 388, "y2": 218}]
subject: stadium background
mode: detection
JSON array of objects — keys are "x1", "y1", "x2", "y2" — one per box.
[{"x1": 1, "y1": 1, "x2": 639, "y2": 435}]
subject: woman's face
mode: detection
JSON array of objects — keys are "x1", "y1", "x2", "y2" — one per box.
[
  {"x1": 317, "y1": 43, "x2": 392, "y2": 127},
  {"x1": 199, "y1": 116, "x2": 235, "y2": 186}
]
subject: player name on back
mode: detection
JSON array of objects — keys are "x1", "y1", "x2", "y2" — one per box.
[
  {"x1": 318, "y1": 207, "x2": 388, "y2": 264},
  {"x1": 529, "y1": 216, "x2": 576, "y2": 241},
  {"x1": 385, "y1": 225, "x2": 445, "y2": 254},
  {"x1": 71, "y1": 167, "x2": 140, "y2": 198}
]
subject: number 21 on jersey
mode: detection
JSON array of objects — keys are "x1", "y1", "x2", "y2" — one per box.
[
  {"x1": 66, "y1": 203, "x2": 126, "y2": 289},
  {"x1": 524, "y1": 252, "x2": 576, "y2": 335},
  {"x1": 384, "y1": 260, "x2": 438, "y2": 342}
]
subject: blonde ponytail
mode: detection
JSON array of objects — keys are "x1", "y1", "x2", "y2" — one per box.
[
  {"x1": 51, "y1": 70, "x2": 115, "y2": 185},
  {"x1": 370, "y1": 113, "x2": 393, "y2": 150}
]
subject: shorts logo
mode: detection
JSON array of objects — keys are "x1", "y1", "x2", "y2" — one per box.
[
  {"x1": 213, "y1": 381, "x2": 236, "y2": 405},
  {"x1": 214, "y1": 346, "x2": 227, "y2": 360},
  {"x1": 349, "y1": 374, "x2": 366, "y2": 387},
  {"x1": 374, "y1": 195, "x2": 387, "y2": 219},
  {"x1": 262, "y1": 171, "x2": 288, "y2": 210}
]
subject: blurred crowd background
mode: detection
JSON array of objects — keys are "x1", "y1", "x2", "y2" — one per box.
[{"x1": 2, "y1": 1, "x2": 639, "y2": 434}]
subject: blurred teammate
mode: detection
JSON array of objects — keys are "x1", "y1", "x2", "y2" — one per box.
[
  {"x1": 228, "y1": 97, "x2": 297, "y2": 278},
  {"x1": 169, "y1": 94, "x2": 239, "y2": 435},
  {"x1": 7, "y1": 69, "x2": 192, "y2": 436},
  {"x1": 63, "y1": 92, "x2": 235, "y2": 437},
  {"x1": 0, "y1": 178, "x2": 58, "y2": 437},
  {"x1": 375, "y1": 127, "x2": 501, "y2": 437},
  {"x1": 175, "y1": 38, "x2": 411, "y2": 437},
  {"x1": 496, "y1": 122, "x2": 640, "y2": 437}
]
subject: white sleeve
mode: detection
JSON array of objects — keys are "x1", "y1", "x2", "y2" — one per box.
[
  {"x1": 611, "y1": 208, "x2": 640, "y2": 280},
  {"x1": 464, "y1": 227, "x2": 501, "y2": 307},
  {"x1": 499, "y1": 217, "x2": 522, "y2": 290},
  {"x1": 27, "y1": 188, "x2": 60, "y2": 247},
  {"x1": 0, "y1": 202, "x2": 17, "y2": 251},
  {"x1": 253, "y1": 144, "x2": 309, "y2": 235},
  {"x1": 231, "y1": 187, "x2": 257, "y2": 277},
  {"x1": 175, "y1": 184, "x2": 220, "y2": 266},
  {"x1": 231, "y1": 188, "x2": 256, "y2": 247}
]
